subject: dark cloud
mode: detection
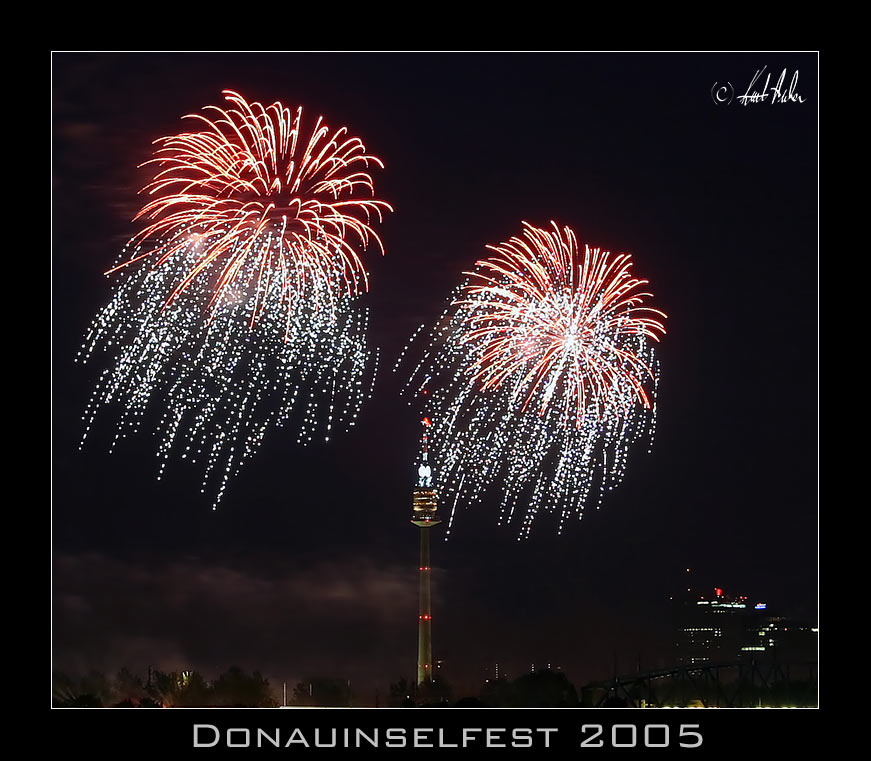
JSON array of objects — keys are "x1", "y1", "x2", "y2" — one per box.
[{"x1": 53, "y1": 552, "x2": 418, "y2": 699}]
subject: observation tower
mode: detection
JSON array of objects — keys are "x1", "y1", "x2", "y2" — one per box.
[{"x1": 411, "y1": 416, "x2": 441, "y2": 685}]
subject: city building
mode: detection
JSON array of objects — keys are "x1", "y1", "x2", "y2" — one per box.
[
  {"x1": 674, "y1": 587, "x2": 766, "y2": 666},
  {"x1": 673, "y1": 586, "x2": 817, "y2": 666},
  {"x1": 741, "y1": 614, "x2": 818, "y2": 664}
]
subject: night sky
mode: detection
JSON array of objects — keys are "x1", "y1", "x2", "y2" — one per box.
[{"x1": 52, "y1": 52, "x2": 818, "y2": 702}]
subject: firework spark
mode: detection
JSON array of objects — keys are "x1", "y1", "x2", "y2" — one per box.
[
  {"x1": 402, "y1": 221, "x2": 666, "y2": 538},
  {"x1": 78, "y1": 91, "x2": 389, "y2": 506}
]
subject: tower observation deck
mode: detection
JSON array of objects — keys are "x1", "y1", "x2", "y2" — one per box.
[{"x1": 412, "y1": 416, "x2": 441, "y2": 685}]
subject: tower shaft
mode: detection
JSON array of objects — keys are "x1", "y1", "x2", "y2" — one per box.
[{"x1": 417, "y1": 526, "x2": 434, "y2": 684}]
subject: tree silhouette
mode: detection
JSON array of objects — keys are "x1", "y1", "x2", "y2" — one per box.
[
  {"x1": 416, "y1": 676, "x2": 453, "y2": 706},
  {"x1": 479, "y1": 677, "x2": 516, "y2": 707},
  {"x1": 212, "y1": 666, "x2": 276, "y2": 707},
  {"x1": 148, "y1": 669, "x2": 213, "y2": 707},
  {"x1": 54, "y1": 666, "x2": 280, "y2": 707},
  {"x1": 510, "y1": 669, "x2": 578, "y2": 707},
  {"x1": 113, "y1": 668, "x2": 146, "y2": 705},
  {"x1": 292, "y1": 677, "x2": 353, "y2": 707},
  {"x1": 388, "y1": 677, "x2": 415, "y2": 707},
  {"x1": 454, "y1": 696, "x2": 487, "y2": 707}
]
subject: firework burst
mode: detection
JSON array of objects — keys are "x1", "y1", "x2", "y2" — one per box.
[
  {"x1": 402, "y1": 221, "x2": 666, "y2": 538},
  {"x1": 78, "y1": 91, "x2": 389, "y2": 506}
]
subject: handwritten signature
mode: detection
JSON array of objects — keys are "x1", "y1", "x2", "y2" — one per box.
[{"x1": 711, "y1": 66, "x2": 806, "y2": 106}]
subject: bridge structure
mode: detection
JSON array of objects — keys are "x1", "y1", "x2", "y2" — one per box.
[{"x1": 582, "y1": 661, "x2": 817, "y2": 708}]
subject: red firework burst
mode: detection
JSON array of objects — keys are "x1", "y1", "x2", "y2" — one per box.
[
  {"x1": 457, "y1": 221, "x2": 667, "y2": 424},
  {"x1": 108, "y1": 90, "x2": 391, "y2": 319}
]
